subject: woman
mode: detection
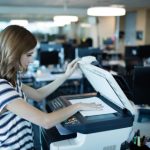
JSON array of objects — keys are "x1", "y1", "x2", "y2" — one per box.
[{"x1": 0, "y1": 25, "x2": 102, "y2": 150}]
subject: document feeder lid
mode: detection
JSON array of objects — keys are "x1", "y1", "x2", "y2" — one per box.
[{"x1": 78, "y1": 57, "x2": 135, "y2": 115}]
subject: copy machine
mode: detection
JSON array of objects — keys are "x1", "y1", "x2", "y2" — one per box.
[{"x1": 45, "y1": 56, "x2": 135, "y2": 150}]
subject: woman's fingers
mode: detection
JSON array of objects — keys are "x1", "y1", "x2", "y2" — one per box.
[
  {"x1": 65, "y1": 58, "x2": 80, "y2": 77},
  {"x1": 69, "y1": 58, "x2": 80, "y2": 67},
  {"x1": 89, "y1": 103, "x2": 103, "y2": 110},
  {"x1": 79, "y1": 102, "x2": 103, "y2": 111}
]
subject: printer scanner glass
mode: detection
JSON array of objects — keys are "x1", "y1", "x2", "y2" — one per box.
[{"x1": 69, "y1": 97, "x2": 117, "y2": 117}]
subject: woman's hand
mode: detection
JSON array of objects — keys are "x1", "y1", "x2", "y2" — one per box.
[
  {"x1": 64, "y1": 58, "x2": 80, "y2": 78},
  {"x1": 74, "y1": 102, "x2": 103, "y2": 111}
]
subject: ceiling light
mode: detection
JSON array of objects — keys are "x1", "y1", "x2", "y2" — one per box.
[
  {"x1": 10, "y1": 20, "x2": 29, "y2": 26},
  {"x1": 80, "y1": 23, "x2": 91, "y2": 28},
  {"x1": 53, "y1": 15, "x2": 78, "y2": 23},
  {"x1": 54, "y1": 20, "x2": 71, "y2": 26},
  {"x1": 87, "y1": 7, "x2": 126, "y2": 16}
]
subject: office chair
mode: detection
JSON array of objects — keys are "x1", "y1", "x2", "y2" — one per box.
[
  {"x1": 125, "y1": 46, "x2": 143, "y2": 74},
  {"x1": 132, "y1": 66, "x2": 150, "y2": 122},
  {"x1": 113, "y1": 74, "x2": 133, "y2": 101},
  {"x1": 124, "y1": 46, "x2": 143, "y2": 90}
]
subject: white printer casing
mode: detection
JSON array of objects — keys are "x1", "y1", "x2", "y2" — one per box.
[{"x1": 49, "y1": 57, "x2": 135, "y2": 150}]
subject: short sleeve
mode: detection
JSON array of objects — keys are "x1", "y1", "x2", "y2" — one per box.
[{"x1": 0, "y1": 79, "x2": 21, "y2": 112}]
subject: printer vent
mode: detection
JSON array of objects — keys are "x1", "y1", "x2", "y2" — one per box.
[{"x1": 103, "y1": 145, "x2": 116, "y2": 150}]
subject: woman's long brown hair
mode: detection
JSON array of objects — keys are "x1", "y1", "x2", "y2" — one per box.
[{"x1": 0, "y1": 25, "x2": 37, "y2": 86}]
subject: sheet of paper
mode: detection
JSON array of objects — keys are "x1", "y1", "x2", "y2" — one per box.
[{"x1": 69, "y1": 97, "x2": 117, "y2": 117}]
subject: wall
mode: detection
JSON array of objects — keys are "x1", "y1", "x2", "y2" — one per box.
[
  {"x1": 145, "y1": 10, "x2": 150, "y2": 44},
  {"x1": 135, "y1": 9, "x2": 150, "y2": 45},
  {"x1": 97, "y1": 16, "x2": 116, "y2": 48},
  {"x1": 119, "y1": 9, "x2": 150, "y2": 55},
  {"x1": 118, "y1": 16, "x2": 125, "y2": 54},
  {"x1": 60, "y1": 9, "x2": 150, "y2": 52},
  {"x1": 136, "y1": 9, "x2": 146, "y2": 45}
]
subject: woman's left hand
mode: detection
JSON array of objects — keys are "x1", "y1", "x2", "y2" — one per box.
[{"x1": 64, "y1": 58, "x2": 80, "y2": 78}]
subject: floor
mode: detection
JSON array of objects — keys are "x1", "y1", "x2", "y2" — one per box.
[{"x1": 133, "y1": 107, "x2": 150, "y2": 137}]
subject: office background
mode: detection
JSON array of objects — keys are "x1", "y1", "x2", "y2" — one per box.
[
  {"x1": 0, "y1": 0, "x2": 150, "y2": 53},
  {"x1": 0, "y1": 1, "x2": 150, "y2": 150}
]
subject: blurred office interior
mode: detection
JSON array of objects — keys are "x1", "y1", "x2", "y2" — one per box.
[{"x1": 0, "y1": 1, "x2": 150, "y2": 150}]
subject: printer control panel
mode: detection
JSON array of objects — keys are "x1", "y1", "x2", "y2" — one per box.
[
  {"x1": 47, "y1": 98, "x2": 81, "y2": 126},
  {"x1": 48, "y1": 97, "x2": 66, "y2": 110},
  {"x1": 64, "y1": 116, "x2": 80, "y2": 125}
]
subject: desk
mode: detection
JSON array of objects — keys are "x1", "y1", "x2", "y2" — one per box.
[
  {"x1": 134, "y1": 105, "x2": 150, "y2": 123},
  {"x1": 102, "y1": 51, "x2": 122, "y2": 61},
  {"x1": 102, "y1": 60, "x2": 125, "y2": 67},
  {"x1": 102, "y1": 60, "x2": 126, "y2": 75},
  {"x1": 33, "y1": 69, "x2": 84, "y2": 95},
  {"x1": 132, "y1": 105, "x2": 150, "y2": 138},
  {"x1": 34, "y1": 69, "x2": 83, "y2": 82}
]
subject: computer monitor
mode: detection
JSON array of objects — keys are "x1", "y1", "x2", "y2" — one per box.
[
  {"x1": 125, "y1": 46, "x2": 143, "y2": 70},
  {"x1": 39, "y1": 51, "x2": 59, "y2": 66},
  {"x1": 63, "y1": 43, "x2": 75, "y2": 61},
  {"x1": 133, "y1": 66, "x2": 150, "y2": 105},
  {"x1": 38, "y1": 43, "x2": 64, "y2": 67},
  {"x1": 139, "y1": 45, "x2": 150, "y2": 59},
  {"x1": 75, "y1": 47, "x2": 101, "y2": 58},
  {"x1": 125, "y1": 46, "x2": 140, "y2": 58}
]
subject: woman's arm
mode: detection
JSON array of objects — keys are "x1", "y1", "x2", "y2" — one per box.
[
  {"x1": 22, "y1": 73, "x2": 68, "y2": 102},
  {"x1": 6, "y1": 99, "x2": 102, "y2": 129},
  {"x1": 22, "y1": 59, "x2": 79, "y2": 102}
]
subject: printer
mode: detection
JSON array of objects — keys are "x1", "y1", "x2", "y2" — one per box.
[{"x1": 45, "y1": 56, "x2": 135, "y2": 150}]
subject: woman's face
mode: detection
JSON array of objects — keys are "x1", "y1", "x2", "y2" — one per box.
[{"x1": 20, "y1": 49, "x2": 35, "y2": 70}]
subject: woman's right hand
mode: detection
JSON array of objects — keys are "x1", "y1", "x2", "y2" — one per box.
[
  {"x1": 64, "y1": 58, "x2": 80, "y2": 78},
  {"x1": 74, "y1": 102, "x2": 103, "y2": 111}
]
